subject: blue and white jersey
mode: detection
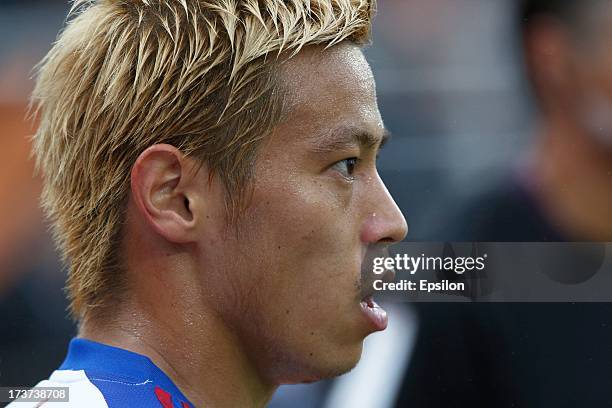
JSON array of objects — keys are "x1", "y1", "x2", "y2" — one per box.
[{"x1": 7, "y1": 338, "x2": 195, "y2": 408}]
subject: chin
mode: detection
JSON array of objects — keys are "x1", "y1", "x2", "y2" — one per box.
[
  {"x1": 304, "y1": 360, "x2": 361, "y2": 384},
  {"x1": 284, "y1": 343, "x2": 364, "y2": 384}
]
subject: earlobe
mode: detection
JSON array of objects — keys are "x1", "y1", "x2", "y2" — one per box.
[{"x1": 130, "y1": 144, "x2": 198, "y2": 244}]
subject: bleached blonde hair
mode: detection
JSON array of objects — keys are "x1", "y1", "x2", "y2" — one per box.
[{"x1": 32, "y1": 0, "x2": 375, "y2": 320}]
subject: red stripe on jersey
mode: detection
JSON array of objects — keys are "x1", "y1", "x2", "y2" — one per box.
[{"x1": 154, "y1": 386, "x2": 174, "y2": 408}]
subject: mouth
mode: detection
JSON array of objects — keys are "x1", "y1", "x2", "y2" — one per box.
[
  {"x1": 359, "y1": 294, "x2": 388, "y2": 331},
  {"x1": 358, "y1": 244, "x2": 395, "y2": 332}
]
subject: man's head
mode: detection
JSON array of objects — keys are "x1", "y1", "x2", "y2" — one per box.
[
  {"x1": 33, "y1": 0, "x2": 407, "y2": 385},
  {"x1": 520, "y1": 0, "x2": 612, "y2": 146}
]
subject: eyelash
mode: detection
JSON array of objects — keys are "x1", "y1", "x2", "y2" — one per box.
[{"x1": 333, "y1": 157, "x2": 360, "y2": 180}]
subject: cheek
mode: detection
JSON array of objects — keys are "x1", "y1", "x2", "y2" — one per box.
[
  {"x1": 248, "y1": 181, "x2": 357, "y2": 269},
  {"x1": 239, "y1": 183, "x2": 363, "y2": 319}
]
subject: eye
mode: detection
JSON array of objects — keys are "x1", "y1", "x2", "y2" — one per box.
[{"x1": 332, "y1": 157, "x2": 359, "y2": 179}]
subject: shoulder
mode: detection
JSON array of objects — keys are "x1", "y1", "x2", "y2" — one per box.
[
  {"x1": 438, "y1": 182, "x2": 562, "y2": 241},
  {"x1": 6, "y1": 369, "x2": 170, "y2": 408},
  {"x1": 6, "y1": 369, "x2": 107, "y2": 408}
]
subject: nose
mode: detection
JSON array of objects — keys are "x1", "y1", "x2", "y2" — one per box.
[{"x1": 360, "y1": 173, "x2": 408, "y2": 245}]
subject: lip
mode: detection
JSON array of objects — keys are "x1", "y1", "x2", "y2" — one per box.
[
  {"x1": 359, "y1": 295, "x2": 388, "y2": 332},
  {"x1": 358, "y1": 244, "x2": 395, "y2": 333}
]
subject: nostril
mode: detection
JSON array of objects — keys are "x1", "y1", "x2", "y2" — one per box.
[{"x1": 379, "y1": 237, "x2": 396, "y2": 244}]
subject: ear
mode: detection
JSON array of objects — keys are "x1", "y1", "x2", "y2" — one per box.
[
  {"x1": 130, "y1": 144, "x2": 202, "y2": 244},
  {"x1": 524, "y1": 17, "x2": 575, "y2": 107}
]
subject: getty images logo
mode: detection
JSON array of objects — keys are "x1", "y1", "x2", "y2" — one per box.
[{"x1": 434, "y1": 242, "x2": 492, "y2": 299}]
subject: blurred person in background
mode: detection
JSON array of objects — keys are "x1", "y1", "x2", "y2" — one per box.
[
  {"x1": 447, "y1": 0, "x2": 612, "y2": 242},
  {"x1": 396, "y1": 1, "x2": 612, "y2": 407}
]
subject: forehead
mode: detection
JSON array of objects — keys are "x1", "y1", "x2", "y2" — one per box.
[
  {"x1": 277, "y1": 43, "x2": 382, "y2": 139},
  {"x1": 282, "y1": 43, "x2": 376, "y2": 104}
]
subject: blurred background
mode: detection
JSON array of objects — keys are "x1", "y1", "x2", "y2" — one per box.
[{"x1": 1, "y1": 0, "x2": 611, "y2": 407}]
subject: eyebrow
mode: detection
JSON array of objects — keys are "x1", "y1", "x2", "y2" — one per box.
[{"x1": 310, "y1": 126, "x2": 392, "y2": 154}]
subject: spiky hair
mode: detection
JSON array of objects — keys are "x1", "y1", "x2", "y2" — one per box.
[{"x1": 32, "y1": 0, "x2": 375, "y2": 320}]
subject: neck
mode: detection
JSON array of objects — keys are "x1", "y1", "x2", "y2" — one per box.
[
  {"x1": 78, "y1": 276, "x2": 277, "y2": 408},
  {"x1": 531, "y1": 118, "x2": 612, "y2": 240}
]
